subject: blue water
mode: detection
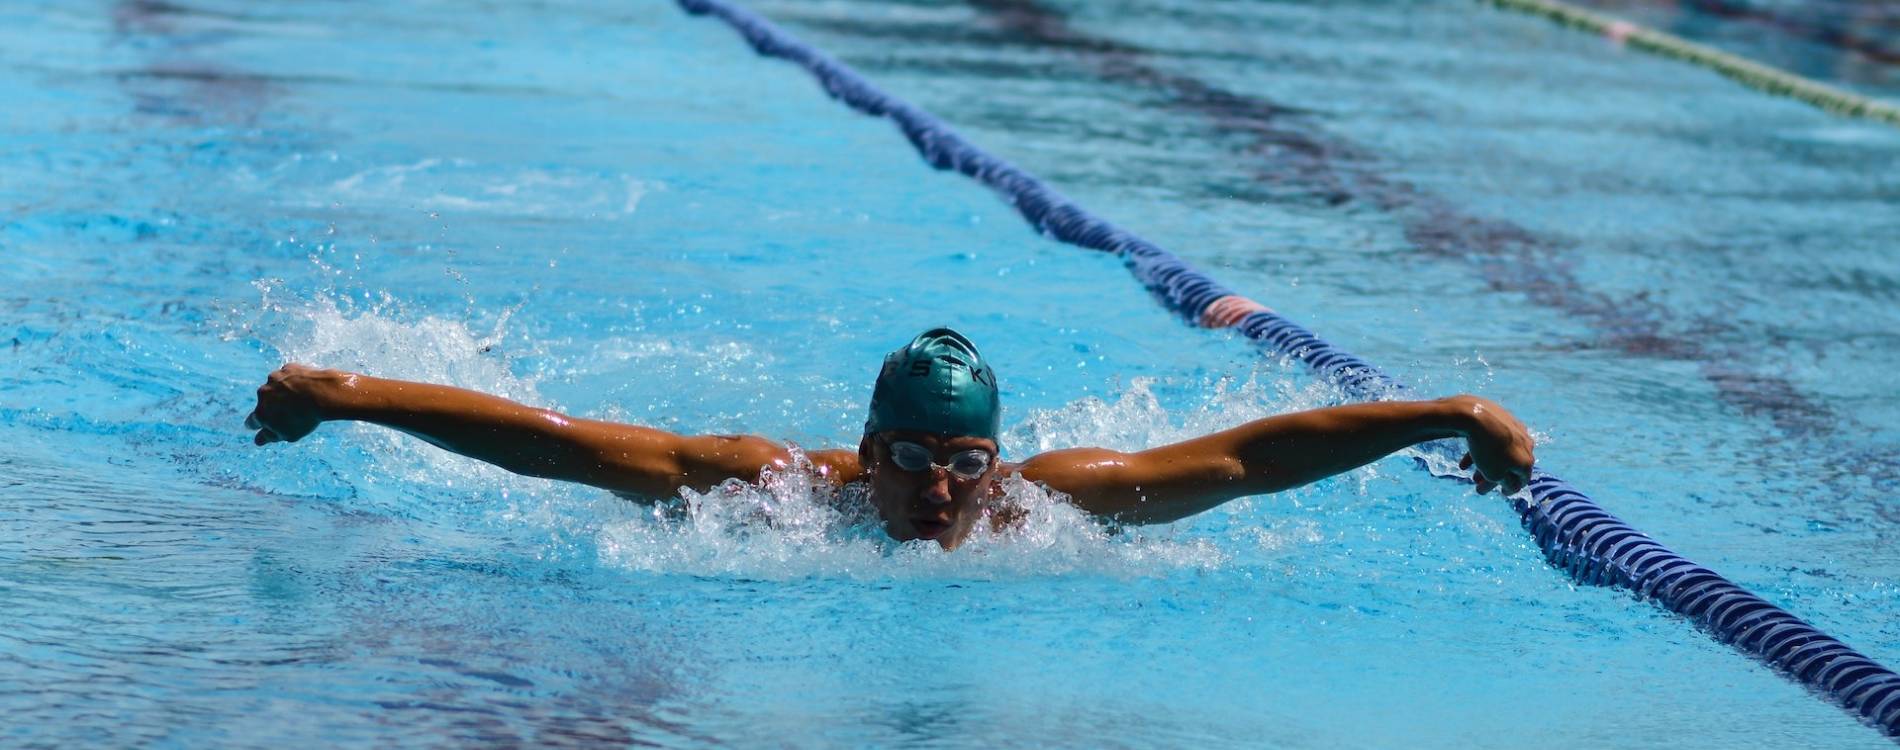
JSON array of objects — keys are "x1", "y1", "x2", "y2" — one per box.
[{"x1": 3, "y1": 0, "x2": 1898, "y2": 746}]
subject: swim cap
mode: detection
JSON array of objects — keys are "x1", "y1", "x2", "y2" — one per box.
[{"x1": 865, "y1": 327, "x2": 1001, "y2": 441}]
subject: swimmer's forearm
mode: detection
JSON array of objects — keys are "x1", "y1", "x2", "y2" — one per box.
[
  {"x1": 309, "y1": 372, "x2": 793, "y2": 497},
  {"x1": 299, "y1": 374, "x2": 661, "y2": 493},
  {"x1": 1220, "y1": 398, "x2": 1474, "y2": 493},
  {"x1": 1163, "y1": 399, "x2": 1477, "y2": 521},
  {"x1": 1033, "y1": 398, "x2": 1482, "y2": 524},
  {"x1": 316, "y1": 374, "x2": 613, "y2": 476}
]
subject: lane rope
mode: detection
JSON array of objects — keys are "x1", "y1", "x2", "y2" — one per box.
[
  {"x1": 676, "y1": 0, "x2": 1900, "y2": 736},
  {"x1": 1479, "y1": 0, "x2": 1900, "y2": 127}
]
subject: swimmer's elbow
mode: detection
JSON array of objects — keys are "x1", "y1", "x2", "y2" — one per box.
[
  {"x1": 1088, "y1": 494, "x2": 1222, "y2": 527},
  {"x1": 595, "y1": 433, "x2": 789, "y2": 497}
]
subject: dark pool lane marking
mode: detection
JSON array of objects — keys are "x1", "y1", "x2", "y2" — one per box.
[
  {"x1": 1482, "y1": 0, "x2": 1900, "y2": 123},
  {"x1": 1668, "y1": 0, "x2": 1900, "y2": 67},
  {"x1": 954, "y1": 0, "x2": 1868, "y2": 439},
  {"x1": 110, "y1": 1, "x2": 279, "y2": 126},
  {"x1": 991, "y1": 0, "x2": 1900, "y2": 515},
  {"x1": 783, "y1": 0, "x2": 1900, "y2": 516},
  {"x1": 680, "y1": 0, "x2": 1900, "y2": 734}
]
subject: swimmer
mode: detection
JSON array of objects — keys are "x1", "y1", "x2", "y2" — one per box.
[{"x1": 245, "y1": 327, "x2": 1534, "y2": 549}]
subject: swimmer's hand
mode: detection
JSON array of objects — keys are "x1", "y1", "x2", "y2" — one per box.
[
  {"x1": 1450, "y1": 395, "x2": 1535, "y2": 496},
  {"x1": 245, "y1": 363, "x2": 347, "y2": 445}
]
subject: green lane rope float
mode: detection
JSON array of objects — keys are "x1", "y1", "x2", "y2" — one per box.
[{"x1": 1480, "y1": 0, "x2": 1900, "y2": 127}]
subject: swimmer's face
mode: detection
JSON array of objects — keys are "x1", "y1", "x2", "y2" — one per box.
[{"x1": 860, "y1": 431, "x2": 998, "y2": 551}]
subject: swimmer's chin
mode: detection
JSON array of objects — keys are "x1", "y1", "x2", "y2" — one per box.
[
  {"x1": 886, "y1": 521, "x2": 968, "y2": 550},
  {"x1": 911, "y1": 518, "x2": 951, "y2": 540}
]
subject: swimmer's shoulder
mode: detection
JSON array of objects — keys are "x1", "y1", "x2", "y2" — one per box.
[{"x1": 804, "y1": 447, "x2": 865, "y2": 486}]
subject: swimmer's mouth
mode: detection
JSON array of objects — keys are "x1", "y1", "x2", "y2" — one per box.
[{"x1": 911, "y1": 518, "x2": 951, "y2": 540}]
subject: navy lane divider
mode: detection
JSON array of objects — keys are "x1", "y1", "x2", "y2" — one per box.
[{"x1": 677, "y1": 0, "x2": 1900, "y2": 736}]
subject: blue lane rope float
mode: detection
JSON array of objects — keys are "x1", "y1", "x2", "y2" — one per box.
[{"x1": 676, "y1": 0, "x2": 1900, "y2": 736}]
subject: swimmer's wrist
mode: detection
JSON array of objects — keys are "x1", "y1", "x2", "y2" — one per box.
[
  {"x1": 1431, "y1": 395, "x2": 1485, "y2": 439},
  {"x1": 307, "y1": 369, "x2": 372, "y2": 422}
]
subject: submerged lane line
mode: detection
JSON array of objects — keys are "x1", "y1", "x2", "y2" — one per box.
[
  {"x1": 1481, "y1": 0, "x2": 1900, "y2": 126},
  {"x1": 950, "y1": 0, "x2": 1900, "y2": 516},
  {"x1": 1673, "y1": 0, "x2": 1900, "y2": 66},
  {"x1": 951, "y1": 0, "x2": 1851, "y2": 440},
  {"x1": 677, "y1": 0, "x2": 1900, "y2": 736}
]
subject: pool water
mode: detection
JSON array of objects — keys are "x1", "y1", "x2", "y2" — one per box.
[{"x1": 3, "y1": 0, "x2": 1898, "y2": 746}]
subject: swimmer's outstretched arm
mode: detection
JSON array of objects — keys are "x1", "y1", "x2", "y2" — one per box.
[
  {"x1": 243, "y1": 364, "x2": 823, "y2": 498},
  {"x1": 1015, "y1": 396, "x2": 1534, "y2": 525}
]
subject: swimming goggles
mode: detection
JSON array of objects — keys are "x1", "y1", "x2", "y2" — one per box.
[{"x1": 885, "y1": 440, "x2": 993, "y2": 480}]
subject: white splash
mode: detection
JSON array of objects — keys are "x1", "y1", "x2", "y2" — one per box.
[
  {"x1": 1004, "y1": 370, "x2": 1349, "y2": 455},
  {"x1": 244, "y1": 289, "x2": 558, "y2": 500},
  {"x1": 268, "y1": 294, "x2": 539, "y2": 404},
  {"x1": 246, "y1": 293, "x2": 1343, "y2": 579},
  {"x1": 325, "y1": 158, "x2": 661, "y2": 219},
  {"x1": 586, "y1": 369, "x2": 1353, "y2": 581},
  {"x1": 592, "y1": 450, "x2": 1229, "y2": 581}
]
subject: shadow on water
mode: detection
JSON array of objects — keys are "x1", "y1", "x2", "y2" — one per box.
[
  {"x1": 111, "y1": 0, "x2": 276, "y2": 125},
  {"x1": 86, "y1": 1, "x2": 1900, "y2": 523},
  {"x1": 954, "y1": 0, "x2": 1826, "y2": 428},
  {"x1": 871, "y1": 0, "x2": 1900, "y2": 518},
  {"x1": 1579, "y1": 0, "x2": 1900, "y2": 70},
  {"x1": 85, "y1": 5, "x2": 714, "y2": 745},
  {"x1": 1682, "y1": 0, "x2": 1900, "y2": 65}
]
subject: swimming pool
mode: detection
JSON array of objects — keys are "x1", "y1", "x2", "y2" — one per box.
[{"x1": 3, "y1": 0, "x2": 1898, "y2": 746}]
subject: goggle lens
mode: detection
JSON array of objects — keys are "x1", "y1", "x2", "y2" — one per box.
[{"x1": 888, "y1": 441, "x2": 992, "y2": 479}]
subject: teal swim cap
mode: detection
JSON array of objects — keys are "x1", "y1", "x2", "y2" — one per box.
[{"x1": 865, "y1": 327, "x2": 1001, "y2": 441}]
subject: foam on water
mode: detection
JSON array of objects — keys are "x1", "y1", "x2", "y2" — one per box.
[
  {"x1": 323, "y1": 157, "x2": 661, "y2": 219},
  {"x1": 1005, "y1": 368, "x2": 1348, "y2": 454},
  {"x1": 227, "y1": 284, "x2": 557, "y2": 511},
  {"x1": 248, "y1": 288, "x2": 1332, "y2": 581},
  {"x1": 594, "y1": 458, "x2": 1229, "y2": 580}
]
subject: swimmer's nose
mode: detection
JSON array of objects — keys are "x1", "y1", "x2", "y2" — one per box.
[{"x1": 920, "y1": 470, "x2": 953, "y2": 506}]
